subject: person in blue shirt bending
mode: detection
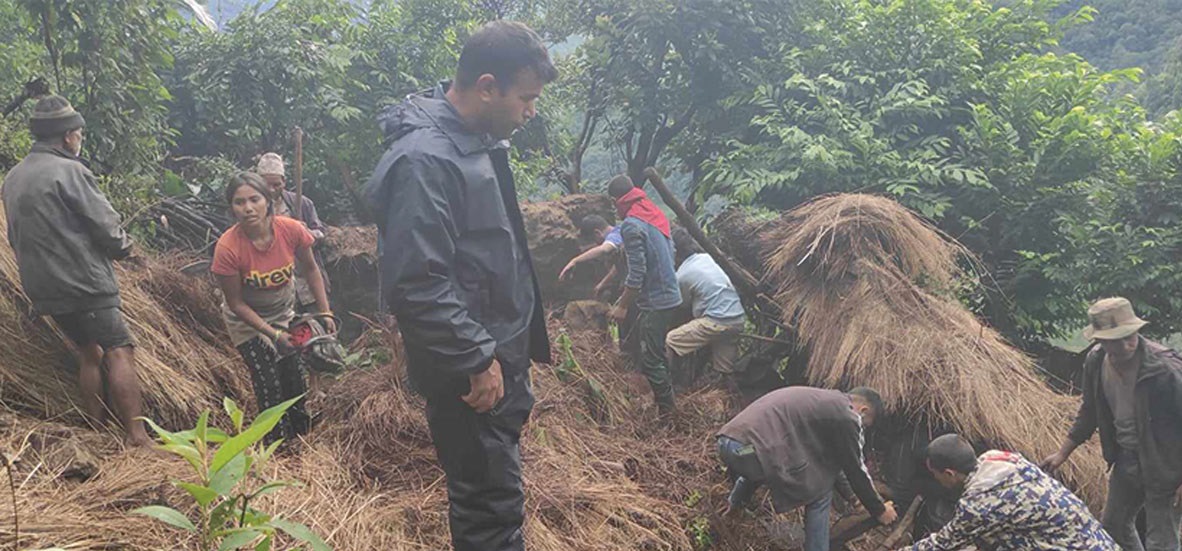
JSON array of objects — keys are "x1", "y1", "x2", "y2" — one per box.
[{"x1": 666, "y1": 228, "x2": 747, "y2": 376}]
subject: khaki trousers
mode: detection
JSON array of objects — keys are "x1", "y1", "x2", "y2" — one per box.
[{"x1": 666, "y1": 317, "x2": 742, "y2": 373}]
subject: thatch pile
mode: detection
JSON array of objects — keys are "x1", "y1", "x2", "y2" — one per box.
[
  {"x1": 762, "y1": 194, "x2": 1106, "y2": 506},
  {"x1": 0, "y1": 320, "x2": 775, "y2": 550},
  {"x1": 0, "y1": 208, "x2": 252, "y2": 428}
]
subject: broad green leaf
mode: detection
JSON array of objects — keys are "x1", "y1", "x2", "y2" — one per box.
[
  {"x1": 210, "y1": 453, "x2": 247, "y2": 495},
  {"x1": 177, "y1": 482, "x2": 218, "y2": 507},
  {"x1": 217, "y1": 528, "x2": 261, "y2": 551},
  {"x1": 139, "y1": 417, "x2": 182, "y2": 445},
  {"x1": 175, "y1": 427, "x2": 230, "y2": 444},
  {"x1": 271, "y1": 518, "x2": 331, "y2": 551},
  {"x1": 211, "y1": 395, "x2": 302, "y2": 475},
  {"x1": 195, "y1": 409, "x2": 210, "y2": 444},
  {"x1": 160, "y1": 443, "x2": 205, "y2": 474},
  {"x1": 254, "y1": 535, "x2": 272, "y2": 551},
  {"x1": 131, "y1": 505, "x2": 196, "y2": 532}
]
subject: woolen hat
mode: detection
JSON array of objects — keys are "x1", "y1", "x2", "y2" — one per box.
[
  {"x1": 29, "y1": 95, "x2": 85, "y2": 139},
  {"x1": 1083, "y1": 297, "x2": 1147, "y2": 341},
  {"x1": 256, "y1": 152, "x2": 285, "y2": 177}
]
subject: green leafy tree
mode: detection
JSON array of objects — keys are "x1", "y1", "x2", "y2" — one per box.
[
  {"x1": 18, "y1": 0, "x2": 182, "y2": 181},
  {"x1": 552, "y1": 0, "x2": 772, "y2": 188},
  {"x1": 167, "y1": 0, "x2": 362, "y2": 161},
  {"x1": 705, "y1": 0, "x2": 1182, "y2": 344}
]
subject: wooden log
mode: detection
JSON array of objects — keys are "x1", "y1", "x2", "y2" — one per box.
[
  {"x1": 875, "y1": 496, "x2": 924, "y2": 551},
  {"x1": 830, "y1": 512, "x2": 878, "y2": 550}
]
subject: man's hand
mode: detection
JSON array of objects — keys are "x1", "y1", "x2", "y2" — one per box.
[
  {"x1": 609, "y1": 305, "x2": 628, "y2": 323},
  {"x1": 876, "y1": 501, "x2": 898, "y2": 525},
  {"x1": 463, "y1": 359, "x2": 504, "y2": 413},
  {"x1": 1175, "y1": 483, "x2": 1182, "y2": 507},
  {"x1": 559, "y1": 260, "x2": 578, "y2": 281},
  {"x1": 1040, "y1": 451, "x2": 1069, "y2": 472},
  {"x1": 321, "y1": 315, "x2": 338, "y2": 334}
]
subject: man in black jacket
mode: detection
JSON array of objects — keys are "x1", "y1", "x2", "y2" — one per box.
[
  {"x1": 1042, "y1": 298, "x2": 1182, "y2": 551},
  {"x1": 2, "y1": 95, "x2": 149, "y2": 447},
  {"x1": 363, "y1": 21, "x2": 557, "y2": 551}
]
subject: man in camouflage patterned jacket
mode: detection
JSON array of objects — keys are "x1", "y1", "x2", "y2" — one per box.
[{"x1": 901, "y1": 434, "x2": 1117, "y2": 551}]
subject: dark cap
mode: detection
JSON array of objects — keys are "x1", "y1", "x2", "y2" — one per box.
[{"x1": 29, "y1": 95, "x2": 85, "y2": 139}]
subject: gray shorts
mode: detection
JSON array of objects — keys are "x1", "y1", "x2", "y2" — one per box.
[{"x1": 52, "y1": 307, "x2": 134, "y2": 350}]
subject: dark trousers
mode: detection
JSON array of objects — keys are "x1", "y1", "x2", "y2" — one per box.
[
  {"x1": 426, "y1": 370, "x2": 535, "y2": 551},
  {"x1": 237, "y1": 337, "x2": 310, "y2": 444},
  {"x1": 1102, "y1": 450, "x2": 1182, "y2": 551},
  {"x1": 637, "y1": 307, "x2": 676, "y2": 410},
  {"x1": 717, "y1": 436, "x2": 833, "y2": 551}
]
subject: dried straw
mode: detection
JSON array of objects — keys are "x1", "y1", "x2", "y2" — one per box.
[
  {"x1": 0, "y1": 207, "x2": 252, "y2": 427},
  {"x1": 763, "y1": 193, "x2": 1106, "y2": 507}
]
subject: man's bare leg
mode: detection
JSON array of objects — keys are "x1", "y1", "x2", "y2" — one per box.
[
  {"x1": 104, "y1": 346, "x2": 150, "y2": 446},
  {"x1": 78, "y1": 343, "x2": 106, "y2": 428}
]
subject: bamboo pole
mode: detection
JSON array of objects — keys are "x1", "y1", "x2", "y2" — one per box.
[{"x1": 293, "y1": 126, "x2": 304, "y2": 223}]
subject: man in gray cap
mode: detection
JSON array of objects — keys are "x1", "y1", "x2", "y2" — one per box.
[
  {"x1": 1, "y1": 95, "x2": 149, "y2": 446},
  {"x1": 1041, "y1": 297, "x2": 1182, "y2": 551}
]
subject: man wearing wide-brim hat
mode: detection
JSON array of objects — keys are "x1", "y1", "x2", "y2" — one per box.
[
  {"x1": 1041, "y1": 297, "x2": 1182, "y2": 551},
  {"x1": 1, "y1": 95, "x2": 150, "y2": 447}
]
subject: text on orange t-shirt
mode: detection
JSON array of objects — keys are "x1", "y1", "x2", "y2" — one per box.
[{"x1": 211, "y1": 216, "x2": 315, "y2": 290}]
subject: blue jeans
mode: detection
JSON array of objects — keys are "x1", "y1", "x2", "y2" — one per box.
[{"x1": 717, "y1": 436, "x2": 834, "y2": 551}]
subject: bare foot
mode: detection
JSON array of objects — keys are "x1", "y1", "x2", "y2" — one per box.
[{"x1": 123, "y1": 430, "x2": 152, "y2": 448}]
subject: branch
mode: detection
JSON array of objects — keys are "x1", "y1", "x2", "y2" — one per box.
[
  {"x1": 642, "y1": 167, "x2": 760, "y2": 299},
  {"x1": 647, "y1": 103, "x2": 698, "y2": 168}
]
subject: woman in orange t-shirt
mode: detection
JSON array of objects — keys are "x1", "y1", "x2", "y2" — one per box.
[{"x1": 211, "y1": 172, "x2": 334, "y2": 445}]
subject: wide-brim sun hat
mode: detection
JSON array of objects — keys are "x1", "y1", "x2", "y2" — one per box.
[{"x1": 1083, "y1": 297, "x2": 1147, "y2": 341}]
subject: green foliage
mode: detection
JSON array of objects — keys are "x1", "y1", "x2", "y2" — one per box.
[
  {"x1": 18, "y1": 0, "x2": 181, "y2": 179},
  {"x1": 552, "y1": 0, "x2": 772, "y2": 184},
  {"x1": 132, "y1": 397, "x2": 330, "y2": 551},
  {"x1": 0, "y1": 116, "x2": 33, "y2": 174},
  {"x1": 705, "y1": 0, "x2": 1182, "y2": 344},
  {"x1": 165, "y1": 0, "x2": 502, "y2": 215},
  {"x1": 168, "y1": 0, "x2": 362, "y2": 159},
  {"x1": 0, "y1": 0, "x2": 43, "y2": 88},
  {"x1": 687, "y1": 516, "x2": 712, "y2": 549}
]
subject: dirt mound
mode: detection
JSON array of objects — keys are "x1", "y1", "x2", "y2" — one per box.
[
  {"x1": 518, "y1": 193, "x2": 615, "y2": 304},
  {"x1": 314, "y1": 194, "x2": 616, "y2": 323}
]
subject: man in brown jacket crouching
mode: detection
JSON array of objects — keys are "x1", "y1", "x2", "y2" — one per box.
[{"x1": 717, "y1": 386, "x2": 897, "y2": 550}]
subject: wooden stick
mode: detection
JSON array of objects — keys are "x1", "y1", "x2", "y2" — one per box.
[
  {"x1": 875, "y1": 496, "x2": 924, "y2": 551},
  {"x1": 293, "y1": 126, "x2": 304, "y2": 223},
  {"x1": 641, "y1": 167, "x2": 760, "y2": 298}
]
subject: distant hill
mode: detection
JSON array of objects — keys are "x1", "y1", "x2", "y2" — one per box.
[{"x1": 1056, "y1": 0, "x2": 1182, "y2": 116}]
